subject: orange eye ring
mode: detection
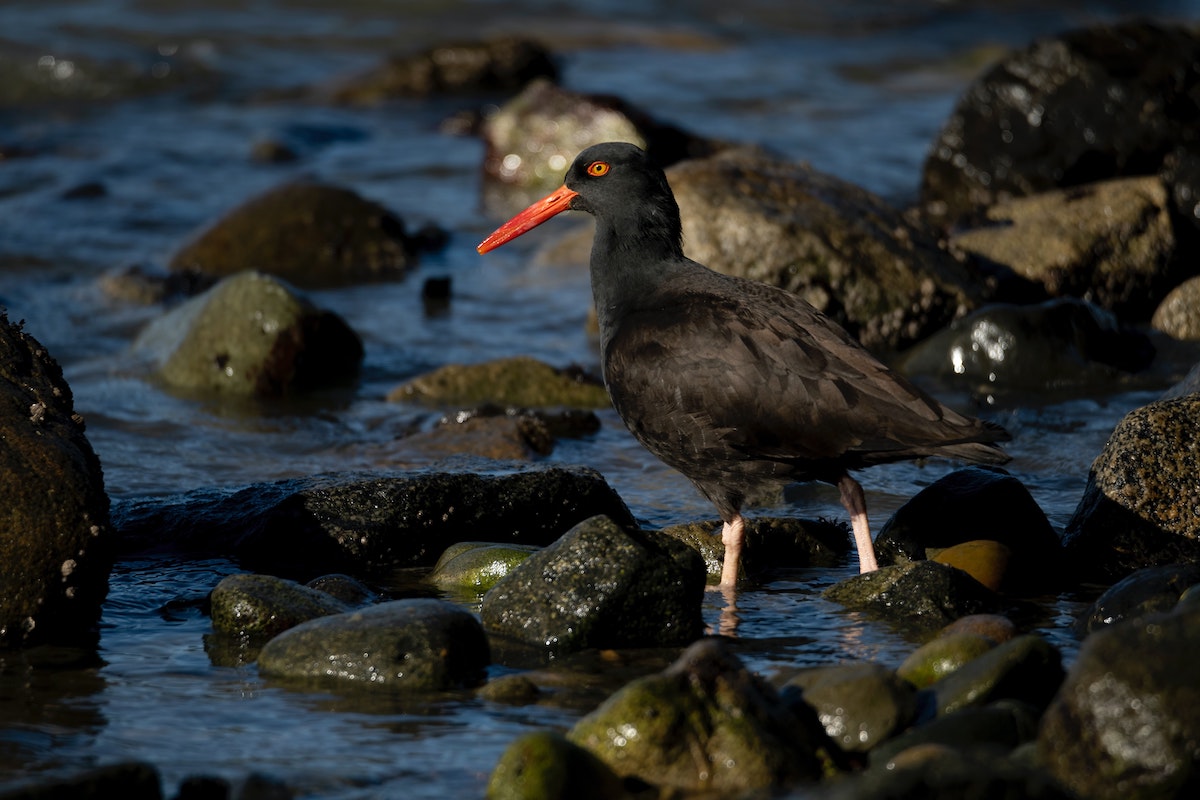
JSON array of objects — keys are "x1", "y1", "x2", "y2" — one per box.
[{"x1": 586, "y1": 161, "x2": 610, "y2": 177}]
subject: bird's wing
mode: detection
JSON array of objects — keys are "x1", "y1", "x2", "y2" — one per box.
[{"x1": 604, "y1": 276, "x2": 997, "y2": 470}]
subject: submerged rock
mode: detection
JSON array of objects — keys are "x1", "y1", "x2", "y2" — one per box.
[
  {"x1": 0, "y1": 45, "x2": 215, "y2": 107},
  {"x1": 823, "y1": 561, "x2": 1002, "y2": 635},
  {"x1": 112, "y1": 465, "x2": 635, "y2": 579},
  {"x1": 568, "y1": 638, "x2": 826, "y2": 792},
  {"x1": 133, "y1": 271, "x2": 363, "y2": 397},
  {"x1": 169, "y1": 181, "x2": 423, "y2": 288},
  {"x1": 481, "y1": 515, "x2": 705, "y2": 654},
  {"x1": 383, "y1": 406, "x2": 602, "y2": 463},
  {"x1": 328, "y1": 36, "x2": 558, "y2": 104},
  {"x1": 659, "y1": 516, "x2": 850, "y2": 582},
  {"x1": 98, "y1": 262, "x2": 216, "y2": 305},
  {"x1": 257, "y1": 598, "x2": 489, "y2": 691},
  {"x1": 1074, "y1": 562, "x2": 1200, "y2": 636},
  {"x1": 1038, "y1": 602, "x2": 1200, "y2": 799},
  {"x1": 304, "y1": 573, "x2": 376, "y2": 606},
  {"x1": 899, "y1": 298, "x2": 1155, "y2": 396},
  {"x1": 0, "y1": 314, "x2": 113, "y2": 648},
  {"x1": 1063, "y1": 395, "x2": 1200, "y2": 582},
  {"x1": 668, "y1": 146, "x2": 988, "y2": 352},
  {"x1": 390, "y1": 356, "x2": 609, "y2": 409}
]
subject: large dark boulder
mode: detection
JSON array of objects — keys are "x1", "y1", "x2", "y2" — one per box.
[
  {"x1": 1038, "y1": 602, "x2": 1200, "y2": 799},
  {"x1": 0, "y1": 314, "x2": 113, "y2": 649},
  {"x1": 1063, "y1": 396, "x2": 1200, "y2": 582},
  {"x1": 481, "y1": 516, "x2": 706, "y2": 656},
  {"x1": 169, "y1": 181, "x2": 421, "y2": 288},
  {"x1": 112, "y1": 466, "x2": 635, "y2": 580},
  {"x1": 668, "y1": 147, "x2": 990, "y2": 352},
  {"x1": 921, "y1": 21, "x2": 1200, "y2": 232}
]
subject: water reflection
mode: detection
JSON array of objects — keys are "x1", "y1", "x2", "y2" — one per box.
[{"x1": 0, "y1": 647, "x2": 108, "y2": 780}]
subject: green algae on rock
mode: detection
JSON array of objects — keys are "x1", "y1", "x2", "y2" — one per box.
[{"x1": 134, "y1": 271, "x2": 363, "y2": 397}]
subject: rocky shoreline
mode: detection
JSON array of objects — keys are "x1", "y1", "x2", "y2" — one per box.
[{"x1": 2, "y1": 17, "x2": 1200, "y2": 800}]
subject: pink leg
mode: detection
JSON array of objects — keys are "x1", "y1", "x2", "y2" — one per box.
[
  {"x1": 719, "y1": 514, "x2": 746, "y2": 588},
  {"x1": 837, "y1": 474, "x2": 878, "y2": 573}
]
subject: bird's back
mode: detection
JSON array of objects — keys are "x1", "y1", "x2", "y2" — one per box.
[{"x1": 601, "y1": 263, "x2": 1010, "y2": 504}]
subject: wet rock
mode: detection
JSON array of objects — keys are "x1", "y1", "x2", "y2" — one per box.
[
  {"x1": 389, "y1": 356, "x2": 609, "y2": 409},
  {"x1": 249, "y1": 138, "x2": 299, "y2": 164},
  {"x1": 208, "y1": 573, "x2": 351, "y2": 638},
  {"x1": 899, "y1": 298, "x2": 1155, "y2": 396},
  {"x1": 304, "y1": 573, "x2": 376, "y2": 606},
  {"x1": 658, "y1": 516, "x2": 850, "y2": 582},
  {"x1": 477, "y1": 673, "x2": 542, "y2": 706},
  {"x1": 897, "y1": 630, "x2": 999, "y2": 689},
  {"x1": 825, "y1": 742, "x2": 1071, "y2": 800},
  {"x1": 567, "y1": 638, "x2": 825, "y2": 792},
  {"x1": 480, "y1": 78, "x2": 720, "y2": 196},
  {"x1": 111, "y1": 465, "x2": 636, "y2": 579},
  {"x1": 428, "y1": 541, "x2": 539, "y2": 595},
  {"x1": 483, "y1": 646, "x2": 683, "y2": 712},
  {"x1": 824, "y1": 561, "x2": 1002, "y2": 635},
  {"x1": 667, "y1": 146, "x2": 990, "y2": 352},
  {"x1": 0, "y1": 760, "x2": 163, "y2": 799},
  {"x1": 939, "y1": 612, "x2": 1018, "y2": 643},
  {"x1": 1038, "y1": 602, "x2": 1200, "y2": 799},
  {"x1": 329, "y1": 37, "x2": 557, "y2": 104},
  {"x1": 0, "y1": 45, "x2": 215, "y2": 107},
  {"x1": 486, "y1": 730, "x2": 633, "y2": 800},
  {"x1": 1063, "y1": 395, "x2": 1200, "y2": 583},
  {"x1": 169, "y1": 181, "x2": 424, "y2": 288},
  {"x1": 132, "y1": 271, "x2": 363, "y2": 397},
  {"x1": 873, "y1": 467, "x2": 1062, "y2": 594},
  {"x1": 951, "y1": 177, "x2": 1180, "y2": 320},
  {"x1": 868, "y1": 700, "x2": 1043, "y2": 769},
  {"x1": 779, "y1": 662, "x2": 919, "y2": 753},
  {"x1": 405, "y1": 406, "x2": 602, "y2": 461},
  {"x1": 0, "y1": 313, "x2": 113, "y2": 648},
  {"x1": 919, "y1": 20, "x2": 1200, "y2": 229},
  {"x1": 481, "y1": 515, "x2": 705, "y2": 655},
  {"x1": 1074, "y1": 562, "x2": 1200, "y2": 636},
  {"x1": 932, "y1": 540, "x2": 1012, "y2": 593},
  {"x1": 98, "y1": 262, "x2": 216, "y2": 305},
  {"x1": 398, "y1": 414, "x2": 556, "y2": 461},
  {"x1": 257, "y1": 598, "x2": 489, "y2": 690},
  {"x1": 1152, "y1": 275, "x2": 1200, "y2": 340},
  {"x1": 925, "y1": 634, "x2": 1064, "y2": 717}
]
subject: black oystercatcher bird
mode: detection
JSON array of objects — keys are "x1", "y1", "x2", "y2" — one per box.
[{"x1": 478, "y1": 142, "x2": 1010, "y2": 588}]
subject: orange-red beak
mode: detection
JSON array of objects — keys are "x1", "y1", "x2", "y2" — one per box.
[{"x1": 476, "y1": 185, "x2": 580, "y2": 254}]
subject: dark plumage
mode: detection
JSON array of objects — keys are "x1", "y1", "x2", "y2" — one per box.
[{"x1": 479, "y1": 142, "x2": 1010, "y2": 587}]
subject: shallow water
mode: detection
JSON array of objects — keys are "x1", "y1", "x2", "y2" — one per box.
[{"x1": 2, "y1": 1, "x2": 1198, "y2": 796}]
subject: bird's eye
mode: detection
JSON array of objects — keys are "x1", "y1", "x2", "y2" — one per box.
[{"x1": 586, "y1": 161, "x2": 610, "y2": 177}]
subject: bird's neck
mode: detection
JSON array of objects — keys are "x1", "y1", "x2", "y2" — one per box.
[{"x1": 589, "y1": 213, "x2": 689, "y2": 349}]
